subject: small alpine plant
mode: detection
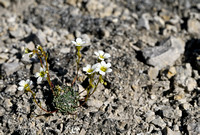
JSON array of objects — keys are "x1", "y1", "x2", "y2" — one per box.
[{"x1": 18, "y1": 38, "x2": 112, "y2": 114}]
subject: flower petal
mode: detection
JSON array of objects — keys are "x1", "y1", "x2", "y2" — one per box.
[
  {"x1": 37, "y1": 77, "x2": 42, "y2": 83},
  {"x1": 94, "y1": 51, "x2": 99, "y2": 56},
  {"x1": 71, "y1": 41, "x2": 77, "y2": 45},
  {"x1": 98, "y1": 50, "x2": 104, "y2": 56},
  {"x1": 29, "y1": 81, "x2": 33, "y2": 86},
  {"x1": 99, "y1": 70, "x2": 105, "y2": 76},
  {"x1": 19, "y1": 80, "x2": 26, "y2": 86},
  {"x1": 101, "y1": 61, "x2": 106, "y2": 66},
  {"x1": 106, "y1": 68, "x2": 112, "y2": 73},
  {"x1": 76, "y1": 38, "x2": 82, "y2": 43},
  {"x1": 18, "y1": 87, "x2": 24, "y2": 91},
  {"x1": 35, "y1": 72, "x2": 40, "y2": 77},
  {"x1": 104, "y1": 53, "x2": 111, "y2": 59},
  {"x1": 106, "y1": 63, "x2": 111, "y2": 68}
]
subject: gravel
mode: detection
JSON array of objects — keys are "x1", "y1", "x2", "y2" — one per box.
[{"x1": 0, "y1": 0, "x2": 200, "y2": 134}]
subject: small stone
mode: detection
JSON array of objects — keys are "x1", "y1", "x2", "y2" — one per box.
[
  {"x1": 151, "y1": 116, "x2": 166, "y2": 129},
  {"x1": 162, "y1": 107, "x2": 175, "y2": 119},
  {"x1": 0, "y1": 106, "x2": 5, "y2": 116},
  {"x1": 167, "y1": 67, "x2": 176, "y2": 79},
  {"x1": 79, "y1": 128, "x2": 86, "y2": 135},
  {"x1": 182, "y1": 103, "x2": 190, "y2": 110},
  {"x1": 60, "y1": 47, "x2": 70, "y2": 54},
  {"x1": 3, "y1": 99, "x2": 12, "y2": 110},
  {"x1": 26, "y1": 42, "x2": 35, "y2": 50},
  {"x1": 87, "y1": 99, "x2": 103, "y2": 108},
  {"x1": 174, "y1": 94, "x2": 184, "y2": 100},
  {"x1": 197, "y1": 3, "x2": 200, "y2": 10},
  {"x1": 36, "y1": 30, "x2": 47, "y2": 46},
  {"x1": 5, "y1": 85, "x2": 17, "y2": 95},
  {"x1": 142, "y1": 37, "x2": 185, "y2": 69},
  {"x1": 154, "y1": 16, "x2": 165, "y2": 27},
  {"x1": 2, "y1": 61, "x2": 21, "y2": 76},
  {"x1": 145, "y1": 111, "x2": 155, "y2": 122},
  {"x1": 188, "y1": 19, "x2": 200, "y2": 35},
  {"x1": 163, "y1": 127, "x2": 181, "y2": 135},
  {"x1": 0, "y1": 0, "x2": 10, "y2": 8},
  {"x1": 138, "y1": 13, "x2": 151, "y2": 30},
  {"x1": 187, "y1": 121, "x2": 200, "y2": 135},
  {"x1": 9, "y1": 26, "x2": 25, "y2": 38},
  {"x1": 0, "y1": 53, "x2": 9, "y2": 64},
  {"x1": 185, "y1": 77, "x2": 197, "y2": 92},
  {"x1": 163, "y1": 24, "x2": 178, "y2": 36},
  {"x1": 148, "y1": 67, "x2": 159, "y2": 80}
]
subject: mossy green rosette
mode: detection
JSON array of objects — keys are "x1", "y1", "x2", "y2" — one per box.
[{"x1": 53, "y1": 86, "x2": 79, "y2": 114}]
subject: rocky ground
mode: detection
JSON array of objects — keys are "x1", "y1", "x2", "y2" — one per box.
[{"x1": 0, "y1": 0, "x2": 200, "y2": 134}]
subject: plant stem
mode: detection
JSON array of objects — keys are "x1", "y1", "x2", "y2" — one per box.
[{"x1": 26, "y1": 88, "x2": 57, "y2": 113}]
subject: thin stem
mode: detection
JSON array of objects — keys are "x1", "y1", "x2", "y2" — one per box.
[
  {"x1": 26, "y1": 88, "x2": 57, "y2": 113},
  {"x1": 75, "y1": 76, "x2": 101, "y2": 108},
  {"x1": 71, "y1": 50, "x2": 81, "y2": 86}
]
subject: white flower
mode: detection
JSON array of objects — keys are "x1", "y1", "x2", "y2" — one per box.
[
  {"x1": 18, "y1": 79, "x2": 33, "y2": 91},
  {"x1": 72, "y1": 38, "x2": 85, "y2": 46},
  {"x1": 35, "y1": 67, "x2": 47, "y2": 83},
  {"x1": 96, "y1": 61, "x2": 112, "y2": 76},
  {"x1": 94, "y1": 50, "x2": 111, "y2": 61},
  {"x1": 83, "y1": 64, "x2": 97, "y2": 74}
]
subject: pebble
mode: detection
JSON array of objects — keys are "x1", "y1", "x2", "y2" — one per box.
[
  {"x1": 145, "y1": 111, "x2": 155, "y2": 122},
  {"x1": 0, "y1": 53, "x2": 9, "y2": 64},
  {"x1": 167, "y1": 66, "x2": 176, "y2": 79},
  {"x1": 187, "y1": 19, "x2": 200, "y2": 35},
  {"x1": 3, "y1": 99, "x2": 12, "y2": 110},
  {"x1": 154, "y1": 16, "x2": 165, "y2": 27},
  {"x1": 142, "y1": 36, "x2": 185, "y2": 69},
  {"x1": 138, "y1": 13, "x2": 151, "y2": 30},
  {"x1": 187, "y1": 121, "x2": 200, "y2": 135},
  {"x1": 5, "y1": 85, "x2": 17, "y2": 95},
  {"x1": 36, "y1": 30, "x2": 47, "y2": 46},
  {"x1": 162, "y1": 107, "x2": 175, "y2": 119},
  {"x1": 163, "y1": 127, "x2": 181, "y2": 135},
  {"x1": 0, "y1": 106, "x2": 5, "y2": 116},
  {"x1": 60, "y1": 47, "x2": 70, "y2": 54},
  {"x1": 148, "y1": 67, "x2": 159, "y2": 80},
  {"x1": 87, "y1": 99, "x2": 103, "y2": 108},
  {"x1": 185, "y1": 77, "x2": 197, "y2": 92},
  {"x1": 151, "y1": 117, "x2": 166, "y2": 129},
  {"x1": 0, "y1": 0, "x2": 10, "y2": 8},
  {"x1": 9, "y1": 26, "x2": 25, "y2": 38},
  {"x1": 2, "y1": 61, "x2": 22, "y2": 76}
]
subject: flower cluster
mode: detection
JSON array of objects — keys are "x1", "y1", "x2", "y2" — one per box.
[{"x1": 17, "y1": 37, "x2": 112, "y2": 114}]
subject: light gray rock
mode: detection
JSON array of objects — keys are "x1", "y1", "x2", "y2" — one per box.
[
  {"x1": 36, "y1": 30, "x2": 47, "y2": 46},
  {"x1": 5, "y1": 85, "x2": 17, "y2": 95},
  {"x1": 185, "y1": 77, "x2": 197, "y2": 92},
  {"x1": 60, "y1": 47, "x2": 70, "y2": 54},
  {"x1": 0, "y1": 0, "x2": 10, "y2": 8},
  {"x1": 3, "y1": 99, "x2": 12, "y2": 111},
  {"x1": 0, "y1": 106, "x2": 5, "y2": 116},
  {"x1": 87, "y1": 99, "x2": 103, "y2": 108},
  {"x1": 187, "y1": 121, "x2": 200, "y2": 135},
  {"x1": 2, "y1": 61, "x2": 22, "y2": 76},
  {"x1": 148, "y1": 67, "x2": 159, "y2": 80},
  {"x1": 188, "y1": 19, "x2": 200, "y2": 35},
  {"x1": 162, "y1": 107, "x2": 175, "y2": 119},
  {"x1": 142, "y1": 37, "x2": 185, "y2": 69},
  {"x1": 145, "y1": 111, "x2": 155, "y2": 122},
  {"x1": 9, "y1": 26, "x2": 25, "y2": 38},
  {"x1": 163, "y1": 127, "x2": 181, "y2": 135},
  {"x1": 138, "y1": 13, "x2": 151, "y2": 30},
  {"x1": 151, "y1": 117, "x2": 166, "y2": 129},
  {"x1": 0, "y1": 53, "x2": 9, "y2": 64}
]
